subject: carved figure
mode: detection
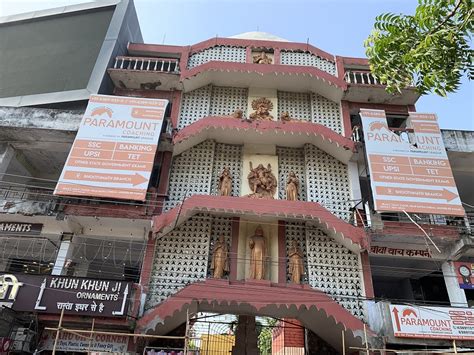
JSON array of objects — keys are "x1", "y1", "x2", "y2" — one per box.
[
  {"x1": 286, "y1": 171, "x2": 299, "y2": 201},
  {"x1": 249, "y1": 226, "x2": 267, "y2": 280},
  {"x1": 231, "y1": 109, "x2": 244, "y2": 119},
  {"x1": 288, "y1": 240, "x2": 304, "y2": 284},
  {"x1": 249, "y1": 98, "x2": 274, "y2": 121},
  {"x1": 247, "y1": 162, "x2": 277, "y2": 199},
  {"x1": 210, "y1": 236, "x2": 229, "y2": 278},
  {"x1": 280, "y1": 111, "x2": 292, "y2": 122},
  {"x1": 253, "y1": 51, "x2": 273, "y2": 64},
  {"x1": 218, "y1": 167, "x2": 232, "y2": 196}
]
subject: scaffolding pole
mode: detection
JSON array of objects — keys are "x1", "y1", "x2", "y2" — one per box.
[{"x1": 51, "y1": 309, "x2": 64, "y2": 355}]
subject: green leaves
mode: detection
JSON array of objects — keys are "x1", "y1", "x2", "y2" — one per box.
[{"x1": 364, "y1": 0, "x2": 473, "y2": 96}]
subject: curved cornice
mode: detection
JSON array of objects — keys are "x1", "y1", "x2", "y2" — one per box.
[
  {"x1": 180, "y1": 61, "x2": 346, "y2": 102},
  {"x1": 173, "y1": 116, "x2": 355, "y2": 164},
  {"x1": 152, "y1": 195, "x2": 367, "y2": 252},
  {"x1": 137, "y1": 279, "x2": 373, "y2": 349}
]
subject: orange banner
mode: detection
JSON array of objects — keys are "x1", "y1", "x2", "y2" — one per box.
[{"x1": 375, "y1": 186, "x2": 459, "y2": 202}]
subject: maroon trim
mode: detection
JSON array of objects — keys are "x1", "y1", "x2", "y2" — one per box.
[
  {"x1": 274, "y1": 48, "x2": 281, "y2": 65},
  {"x1": 139, "y1": 233, "x2": 156, "y2": 288},
  {"x1": 152, "y1": 195, "x2": 367, "y2": 249},
  {"x1": 408, "y1": 104, "x2": 416, "y2": 112},
  {"x1": 157, "y1": 151, "x2": 172, "y2": 195},
  {"x1": 340, "y1": 100, "x2": 352, "y2": 138},
  {"x1": 187, "y1": 37, "x2": 335, "y2": 62},
  {"x1": 278, "y1": 221, "x2": 286, "y2": 283},
  {"x1": 335, "y1": 56, "x2": 345, "y2": 80},
  {"x1": 230, "y1": 217, "x2": 240, "y2": 281},
  {"x1": 340, "y1": 56, "x2": 369, "y2": 66},
  {"x1": 136, "y1": 279, "x2": 372, "y2": 336},
  {"x1": 170, "y1": 90, "x2": 182, "y2": 129},
  {"x1": 348, "y1": 102, "x2": 412, "y2": 115},
  {"x1": 173, "y1": 116, "x2": 356, "y2": 153},
  {"x1": 360, "y1": 251, "x2": 374, "y2": 299},
  {"x1": 180, "y1": 46, "x2": 191, "y2": 71},
  {"x1": 181, "y1": 61, "x2": 347, "y2": 90},
  {"x1": 113, "y1": 88, "x2": 176, "y2": 100},
  {"x1": 128, "y1": 43, "x2": 184, "y2": 55},
  {"x1": 377, "y1": 221, "x2": 460, "y2": 239}
]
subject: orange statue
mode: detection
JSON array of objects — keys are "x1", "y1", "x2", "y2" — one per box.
[
  {"x1": 218, "y1": 167, "x2": 232, "y2": 196},
  {"x1": 286, "y1": 171, "x2": 299, "y2": 201},
  {"x1": 288, "y1": 240, "x2": 304, "y2": 284},
  {"x1": 247, "y1": 162, "x2": 277, "y2": 199},
  {"x1": 210, "y1": 236, "x2": 229, "y2": 278},
  {"x1": 231, "y1": 109, "x2": 244, "y2": 119},
  {"x1": 280, "y1": 111, "x2": 292, "y2": 122},
  {"x1": 249, "y1": 226, "x2": 267, "y2": 280},
  {"x1": 253, "y1": 51, "x2": 273, "y2": 64},
  {"x1": 249, "y1": 97, "x2": 274, "y2": 121}
]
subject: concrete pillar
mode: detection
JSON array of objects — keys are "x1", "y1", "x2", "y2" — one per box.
[
  {"x1": 232, "y1": 315, "x2": 259, "y2": 355},
  {"x1": 442, "y1": 261, "x2": 468, "y2": 307},
  {"x1": 0, "y1": 144, "x2": 15, "y2": 180},
  {"x1": 51, "y1": 233, "x2": 74, "y2": 276}
]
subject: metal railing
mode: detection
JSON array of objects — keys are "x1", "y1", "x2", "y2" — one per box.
[
  {"x1": 344, "y1": 70, "x2": 381, "y2": 85},
  {"x1": 113, "y1": 56, "x2": 180, "y2": 73}
]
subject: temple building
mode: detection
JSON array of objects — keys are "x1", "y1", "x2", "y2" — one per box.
[{"x1": 0, "y1": 4, "x2": 473, "y2": 353}]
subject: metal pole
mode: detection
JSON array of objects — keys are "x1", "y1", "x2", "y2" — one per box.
[
  {"x1": 52, "y1": 309, "x2": 64, "y2": 355},
  {"x1": 88, "y1": 319, "x2": 95, "y2": 354},
  {"x1": 342, "y1": 330, "x2": 345, "y2": 355},
  {"x1": 363, "y1": 323, "x2": 369, "y2": 355}
]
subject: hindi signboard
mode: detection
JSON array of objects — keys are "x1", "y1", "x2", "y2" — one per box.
[
  {"x1": 55, "y1": 95, "x2": 168, "y2": 201},
  {"x1": 360, "y1": 109, "x2": 464, "y2": 216},
  {"x1": 0, "y1": 274, "x2": 131, "y2": 317},
  {"x1": 390, "y1": 304, "x2": 474, "y2": 340}
]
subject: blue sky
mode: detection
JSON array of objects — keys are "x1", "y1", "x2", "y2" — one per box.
[{"x1": 2, "y1": 0, "x2": 473, "y2": 130}]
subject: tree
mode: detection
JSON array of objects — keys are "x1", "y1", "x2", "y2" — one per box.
[{"x1": 364, "y1": 0, "x2": 473, "y2": 96}]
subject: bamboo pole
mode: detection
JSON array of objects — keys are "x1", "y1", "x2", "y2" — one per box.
[
  {"x1": 453, "y1": 339, "x2": 457, "y2": 354},
  {"x1": 184, "y1": 309, "x2": 190, "y2": 354},
  {"x1": 88, "y1": 319, "x2": 95, "y2": 354},
  {"x1": 44, "y1": 327, "x2": 186, "y2": 340},
  {"x1": 342, "y1": 330, "x2": 346, "y2": 355},
  {"x1": 52, "y1": 309, "x2": 64, "y2": 355},
  {"x1": 363, "y1": 323, "x2": 369, "y2": 355}
]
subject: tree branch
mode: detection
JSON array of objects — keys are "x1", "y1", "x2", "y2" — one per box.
[{"x1": 429, "y1": 0, "x2": 463, "y2": 34}]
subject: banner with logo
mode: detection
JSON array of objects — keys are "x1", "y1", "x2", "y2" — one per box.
[
  {"x1": 39, "y1": 330, "x2": 129, "y2": 353},
  {"x1": 453, "y1": 261, "x2": 474, "y2": 289},
  {"x1": 55, "y1": 95, "x2": 168, "y2": 201},
  {"x1": 0, "y1": 274, "x2": 131, "y2": 317},
  {"x1": 360, "y1": 109, "x2": 464, "y2": 216},
  {"x1": 390, "y1": 304, "x2": 474, "y2": 340}
]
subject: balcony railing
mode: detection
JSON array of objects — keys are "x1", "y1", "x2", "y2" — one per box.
[
  {"x1": 344, "y1": 70, "x2": 381, "y2": 85},
  {"x1": 112, "y1": 56, "x2": 180, "y2": 73}
]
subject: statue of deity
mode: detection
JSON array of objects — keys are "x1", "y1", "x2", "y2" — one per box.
[
  {"x1": 280, "y1": 111, "x2": 292, "y2": 122},
  {"x1": 285, "y1": 171, "x2": 299, "y2": 201},
  {"x1": 249, "y1": 97, "x2": 274, "y2": 121},
  {"x1": 231, "y1": 109, "x2": 244, "y2": 119},
  {"x1": 253, "y1": 51, "x2": 273, "y2": 64},
  {"x1": 218, "y1": 167, "x2": 232, "y2": 196},
  {"x1": 249, "y1": 226, "x2": 267, "y2": 280},
  {"x1": 247, "y1": 162, "x2": 277, "y2": 199},
  {"x1": 288, "y1": 240, "x2": 304, "y2": 284},
  {"x1": 210, "y1": 236, "x2": 229, "y2": 279}
]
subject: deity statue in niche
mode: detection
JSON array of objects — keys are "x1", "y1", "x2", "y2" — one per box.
[
  {"x1": 288, "y1": 240, "x2": 304, "y2": 284},
  {"x1": 210, "y1": 236, "x2": 229, "y2": 279},
  {"x1": 253, "y1": 51, "x2": 273, "y2": 64},
  {"x1": 285, "y1": 171, "x2": 299, "y2": 201},
  {"x1": 218, "y1": 167, "x2": 232, "y2": 196},
  {"x1": 249, "y1": 226, "x2": 267, "y2": 280},
  {"x1": 280, "y1": 111, "x2": 293, "y2": 122},
  {"x1": 247, "y1": 162, "x2": 277, "y2": 199},
  {"x1": 249, "y1": 97, "x2": 274, "y2": 121},
  {"x1": 231, "y1": 109, "x2": 244, "y2": 119}
]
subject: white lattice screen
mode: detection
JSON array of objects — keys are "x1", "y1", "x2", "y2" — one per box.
[
  {"x1": 285, "y1": 222, "x2": 308, "y2": 283},
  {"x1": 304, "y1": 144, "x2": 351, "y2": 221},
  {"x1": 310, "y1": 94, "x2": 342, "y2": 134},
  {"x1": 188, "y1": 46, "x2": 247, "y2": 69},
  {"x1": 305, "y1": 227, "x2": 364, "y2": 319},
  {"x1": 280, "y1": 51, "x2": 336, "y2": 76},
  {"x1": 210, "y1": 143, "x2": 243, "y2": 197},
  {"x1": 209, "y1": 87, "x2": 248, "y2": 117},
  {"x1": 146, "y1": 215, "x2": 212, "y2": 308},
  {"x1": 207, "y1": 216, "x2": 233, "y2": 278},
  {"x1": 165, "y1": 140, "x2": 215, "y2": 210},
  {"x1": 178, "y1": 86, "x2": 212, "y2": 129},
  {"x1": 276, "y1": 147, "x2": 307, "y2": 201},
  {"x1": 277, "y1": 91, "x2": 311, "y2": 121}
]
